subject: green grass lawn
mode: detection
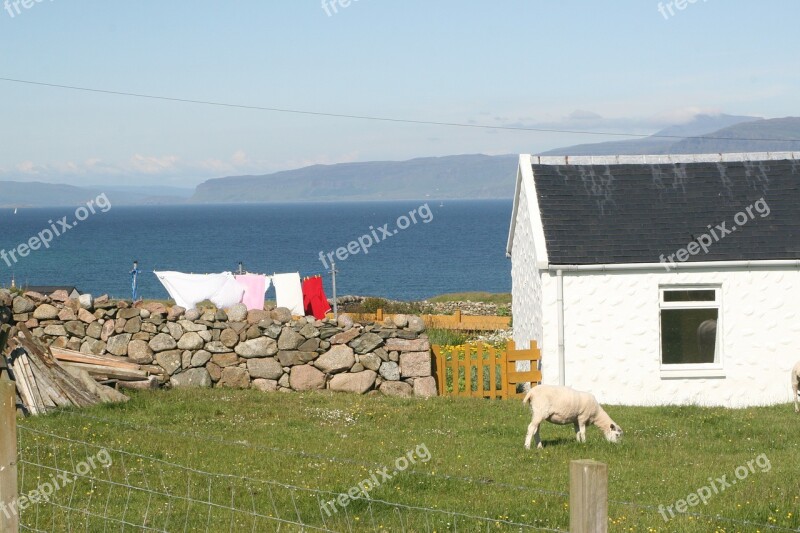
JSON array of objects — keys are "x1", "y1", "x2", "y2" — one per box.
[
  {"x1": 13, "y1": 390, "x2": 800, "y2": 532},
  {"x1": 427, "y1": 292, "x2": 512, "y2": 305}
]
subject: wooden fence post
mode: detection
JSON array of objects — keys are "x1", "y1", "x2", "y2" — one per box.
[
  {"x1": 0, "y1": 378, "x2": 19, "y2": 533},
  {"x1": 570, "y1": 460, "x2": 607, "y2": 533}
]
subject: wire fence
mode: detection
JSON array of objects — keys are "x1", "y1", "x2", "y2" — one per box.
[
  {"x1": 12, "y1": 411, "x2": 800, "y2": 533},
  {"x1": 15, "y1": 425, "x2": 565, "y2": 533}
]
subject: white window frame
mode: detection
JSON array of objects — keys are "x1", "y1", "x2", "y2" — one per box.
[{"x1": 659, "y1": 285, "x2": 725, "y2": 379}]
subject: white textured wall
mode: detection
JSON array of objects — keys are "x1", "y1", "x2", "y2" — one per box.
[
  {"x1": 510, "y1": 181, "x2": 543, "y2": 352},
  {"x1": 540, "y1": 269, "x2": 800, "y2": 407}
]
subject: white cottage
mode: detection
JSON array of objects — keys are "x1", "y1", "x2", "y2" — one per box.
[{"x1": 507, "y1": 152, "x2": 800, "y2": 407}]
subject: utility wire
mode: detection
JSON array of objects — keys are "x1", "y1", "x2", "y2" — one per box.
[{"x1": 2, "y1": 76, "x2": 800, "y2": 144}]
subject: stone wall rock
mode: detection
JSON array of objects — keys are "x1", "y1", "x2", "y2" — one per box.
[{"x1": 12, "y1": 296, "x2": 436, "y2": 397}]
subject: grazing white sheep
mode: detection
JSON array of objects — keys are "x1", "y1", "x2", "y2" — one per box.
[
  {"x1": 792, "y1": 362, "x2": 800, "y2": 413},
  {"x1": 523, "y1": 385, "x2": 623, "y2": 449}
]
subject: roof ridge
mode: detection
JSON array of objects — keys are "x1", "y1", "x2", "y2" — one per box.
[{"x1": 529, "y1": 152, "x2": 800, "y2": 166}]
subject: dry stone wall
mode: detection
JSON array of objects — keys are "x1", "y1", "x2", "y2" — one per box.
[{"x1": 0, "y1": 289, "x2": 437, "y2": 398}]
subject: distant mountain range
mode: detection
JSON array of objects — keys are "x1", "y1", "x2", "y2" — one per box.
[
  {"x1": 3, "y1": 115, "x2": 799, "y2": 206},
  {"x1": 0, "y1": 183, "x2": 193, "y2": 208},
  {"x1": 189, "y1": 154, "x2": 519, "y2": 203}
]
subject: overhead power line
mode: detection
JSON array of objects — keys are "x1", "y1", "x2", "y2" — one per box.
[{"x1": 1, "y1": 76, "x2": 800, "y2": 144}]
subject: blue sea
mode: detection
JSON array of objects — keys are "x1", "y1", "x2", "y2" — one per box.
[{"x1": 0, "y1": 200, "x2": 512, "y2": 301}]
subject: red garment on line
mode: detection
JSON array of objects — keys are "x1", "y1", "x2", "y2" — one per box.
[{"x1": 302, "y1": 276, "x2": 332, "y2": 319}]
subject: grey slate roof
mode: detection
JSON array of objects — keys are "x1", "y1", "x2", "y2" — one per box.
[{"x1": 532, "y1": 155, "x2": 800, "y2": 265}]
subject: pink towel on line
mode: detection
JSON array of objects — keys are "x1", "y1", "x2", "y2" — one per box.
[{"x1": 235, "y1": 274, "x2": 270, "y2": 311}]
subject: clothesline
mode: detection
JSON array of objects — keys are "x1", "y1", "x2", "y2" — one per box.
[{"x1": 152, "y1": 270, "x2": 332, "y2": 319}]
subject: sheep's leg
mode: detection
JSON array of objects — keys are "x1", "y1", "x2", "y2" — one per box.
[
  {"x1": 578, "y1": 422, "x2": 587, "y2": 443},
  {"x1": 794, "y1": 380, "x2": 798, "y2": 413},
  {"x1": 573, "y1": 422, "x2": 581, "y2": 442},
  {"x1": 525, "y1": 420, "x2": 540, "y2": 449}
]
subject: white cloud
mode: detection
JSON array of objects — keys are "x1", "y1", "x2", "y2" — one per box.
[{"x1": 129, "y1": 154, "x2": 181, "y2": 174}]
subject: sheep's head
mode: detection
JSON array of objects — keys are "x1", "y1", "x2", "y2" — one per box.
[{"x1": 604, "y1": 422, "x2": 623, "y2": 443}]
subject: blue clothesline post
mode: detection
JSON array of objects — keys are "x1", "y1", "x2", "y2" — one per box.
[{"x1": 130, "y1": 260, "x2": 141, "y2": 302}]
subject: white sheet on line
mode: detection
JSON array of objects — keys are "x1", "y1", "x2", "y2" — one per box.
[
  {"x1": 154, "y1": 271, "x2": 244, "y2": 310},
  {"x1": 272, "y1": 272, "x2": 304, "y2": 316}
]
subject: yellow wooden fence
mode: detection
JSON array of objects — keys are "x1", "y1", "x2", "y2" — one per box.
[
  {"x1": 329, "y1": 309, "x2": 511, "y2": 331},
  {"x1": 431, "y1": 340, "x2": 541, "y2": 400}
]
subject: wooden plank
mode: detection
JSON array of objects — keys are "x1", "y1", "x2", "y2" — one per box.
[
  {"x1": 448, "y1": 347, "x2": 460, "y2": 396},
  {"x1": 60, "y1": 362, "x2": 148, "y2": 381},
  {"x1": 463, "y1": 346, "x2": 472, "y2": 397},
  {"x1": 499, "y1": 346, "x2": 509, "y2": 400},
  {"x1": 50, "y1": 348, "x2": 144, "y2": 371},
  {"x1": 488, "y1": 345, "x2": 497, "y2": 399},
  {"x1": 0, "y1": 379, "x2": 19, "y2": 533},
  {"x1": 431, "y1": 345, "x2": 444, "y2": 396}
]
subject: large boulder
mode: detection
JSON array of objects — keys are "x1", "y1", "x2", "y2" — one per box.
[
  {"x1": 177, "y1": 332, "x2": 204, "y2": 351},
  {"x1": 270, "y1": 307, "x2": 292, "y2": 324},
  {"x1": 379, "y1": 361, "x2": 400, "y2": 381},
  {"x1": 360, "y1": 353, "x2": 382, "y2": 372},
  {"x1": 400, "y1": 351, "x2": 432, "y2": 378},
  {"x1": 316, "y1": 345, "x2": 355, "y2": 374},
  {"x1": 289, "y1": 365, "x2": 325, "y2": 390},
  {"x1": 33, "y1": 304, "x2": 59, "y2": 320},
  {"x1": 12, "y1": 296, "x2": 35, "y2": 314},
  {"x1": 171, "y1": 368, "x2": 212, "y2": 388},
  {"x1": 63, "y1": 320, "x2": 86, "y2": 337},
  {"x1": 43, "y1": 325, "x2": 67, "y2": 337},
  {"x1": 329, "y1": 370, "x2": 377, "y2": 394},
  {"x1": 156, "y1": 350, "x2": 182, "y2": 375},
  {"x1": 149, "y1": 333, "x2": 177, "y2": 352},
  {"x1": 220, "y1": 328, "x2": 239, "y2": 348},
  {"x1": 246, "y1": 358, "x2": 283, "y2": 380},
  {"x1": 78, "y1": 294, "x2": 93, "y2": 310},
  {"x1": 235, "y1": 337, "x2": 278, "y2": 358},
  {"x1": 106, "y1": 333, "x2": 132, "y2": 356},
  {"x1": 277, "y1": 350, "x2": 317, "y2": 367},
  {"x1": 406, "y1": 316, "x2": 425, "y2": 333},
  {"x1": 380, "y1": 381, "x2": 413, "y2": 397},
  {"x1": 191, "y1": 350, "x2": 212, "y2": 367},
  {"x1": 218, "y1": 367, "x2": 250, "y2": 389},
  {"x1": 211, "y1": 353, "x2": 239, "y2": 367},
  {"x1": 413, "y1": 376, "x2": 438, "y2": 397},
  {"x1": 385, "y1": 338, "x2": 430, "y2": 352},
  {"x1": 350, "y1": 332, "x2": 383, "y2": 354},
  {"x1": 226, "y1": 303, "x2": 248, "y2": 322},
  {"x1": 128, "y1": 340, "x2": 154, "y2": 364},
  {"x1": 277, "y1": 328, "x2": 304, "y2": 350},
  {"x1": 78, "y1": 308, "x2": 97, "y2": 324},
  {"x1": 252, "y1": 379, "x2": 278, "y2": 392},
  {"x1": 330, "y1": 328, "x2": 360, "y2": 345}
]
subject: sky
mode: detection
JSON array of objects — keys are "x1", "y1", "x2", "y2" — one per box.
[{"x1": 1, "y1": 0, "x2": 799, "y2": 189}]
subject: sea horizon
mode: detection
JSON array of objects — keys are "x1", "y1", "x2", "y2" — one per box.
[{"x1": 0, "y1": 199, "x2": 513, "y2": 302}]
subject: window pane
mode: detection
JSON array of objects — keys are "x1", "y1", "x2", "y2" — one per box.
[
  {"x1": 663, "y1": 290, "x2": 716, "y2": 302},
  {"x1": 661, "y1": 309, "x2": 718, "y2": 364}
]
